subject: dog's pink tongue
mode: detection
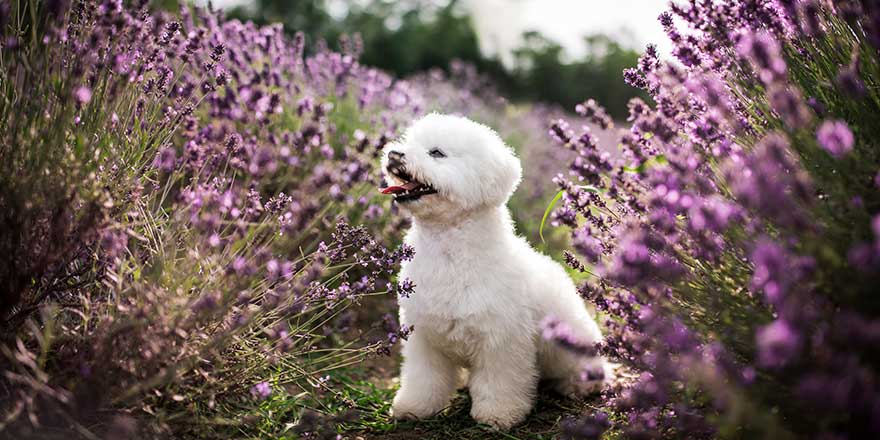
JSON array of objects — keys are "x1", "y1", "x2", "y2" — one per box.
[{"x1": 380, "y1": 181, "x2": 420, "y2": 194}]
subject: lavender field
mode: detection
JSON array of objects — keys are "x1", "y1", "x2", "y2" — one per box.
[{"x1": 1, "y1": 1, "x2": 879, "y2": 439}]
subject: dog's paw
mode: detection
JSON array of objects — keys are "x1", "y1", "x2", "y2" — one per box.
[
  {"x1": 470, "y1": 401, "x2": 530, "y2": 430},
  {"x1": 554, "y1": 361, "x2": 616, "y2": 398},
  {"x1": 390, "y1": 393, "x2": 441, "y2": 420},
  {"x1": 389, "y1": 406, "x2": 415, "y2": 421},
  {"x1": 553, "y1": 378, "x2": 603, "y2": 398}
]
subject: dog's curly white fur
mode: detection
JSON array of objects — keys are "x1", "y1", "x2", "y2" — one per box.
[{"x1": 382, "y1": 114, "x2": 611, "y2": 430}]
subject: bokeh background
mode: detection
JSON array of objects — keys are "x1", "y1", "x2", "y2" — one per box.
[{"x1": 205, "y1": 0, "x2": 663, "y2": 119}]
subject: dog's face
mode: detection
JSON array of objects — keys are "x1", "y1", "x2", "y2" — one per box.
[{"x1": 380, "y1": 114, "x2": 522, "y2": 220}]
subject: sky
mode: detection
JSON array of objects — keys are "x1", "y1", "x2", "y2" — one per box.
[
  {"x1": 208, "y1": 0, "x2": 672, "y2": 63},
  {"x1": 463, "y1": 0, "x2": 671, "y2": 65}
]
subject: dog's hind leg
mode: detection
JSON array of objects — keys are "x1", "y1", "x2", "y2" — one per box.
[
  {"x1": 538, "y1": 315, "x2": 613, "y2": 397},
  {"x1": 391, "y1": 331, "x2": 458, "y2": 420}
]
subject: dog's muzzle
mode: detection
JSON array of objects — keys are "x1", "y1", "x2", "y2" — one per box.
[{"x1": 380, "y1": 151, "x2": 438, "y2": 202}]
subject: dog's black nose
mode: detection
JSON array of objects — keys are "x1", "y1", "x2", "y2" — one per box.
[{"x1": 387, "y1": 150, "x2": 405, "y2": 169}]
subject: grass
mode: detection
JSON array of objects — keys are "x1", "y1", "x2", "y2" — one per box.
[
  {"x1": 354, "y1": 388, "x2": 601, "y2": 440},
  {"x1": 249, "y1": 357, "x2": 610, "y2": 440}
]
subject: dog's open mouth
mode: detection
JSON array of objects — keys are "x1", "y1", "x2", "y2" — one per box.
[{"x1": 380, "y1": 166, "x2": 437, "y2": 202}]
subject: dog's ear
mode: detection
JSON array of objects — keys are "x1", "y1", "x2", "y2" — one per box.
[
  {"x1": 501, "y1": 144, "x2": 523, "y2": 201},
  {"x1": 488, "y1": 138, "x2": 522, "y2": 205}
]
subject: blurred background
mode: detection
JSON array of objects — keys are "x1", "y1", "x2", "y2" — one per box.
[{"x1": 185, "y1": 0, "x2": 668, "y2": 120}]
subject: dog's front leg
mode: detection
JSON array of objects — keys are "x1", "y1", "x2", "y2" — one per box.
[
  {"x1": 468, "y1": 335, "x2": 538, "y2": 430},
  {"x1": 391, "y1": 330, "x2": 457, "y2": 420}
]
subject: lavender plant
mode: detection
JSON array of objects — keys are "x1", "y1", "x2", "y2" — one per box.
[
  {"x1": 0, "y1": 1, "x2": 423, "y2": 437},
  {"x1": 546, "y1": 1, "x2": 880, "y2": 438}
]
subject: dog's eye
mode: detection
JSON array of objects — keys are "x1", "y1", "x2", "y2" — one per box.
[{"x1": 428, "y1": 148, "x2": 446, "y2": 158}]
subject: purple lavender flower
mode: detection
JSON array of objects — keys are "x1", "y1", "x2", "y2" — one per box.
[
  {"x1": 673, "y1": 42, "x2": 701, "y2": 67},
  {"x1": 756, "y1": 319, "x2": 800, "y2": 368},
  {"x1": 847, "y1": 243, "x2": 880, "y2": 272},
  {"x1": 250, "y1": 381, "x2": 272, "y2": 400},
  {"x1": 659, "y1": 11, "x2": 680, "y2": 43},
  {"x1": 191, "y1": 292, "x2": 220, "y2": 313},
  {"x1": 541, "y1": 315, "x2": 597, "y2": 356},
  {"x1": 806, "y1": 96, "x2": 826, "y2": 116},
  {"x1": 74, "y1": 85, "x2": 92, "y2": 104},
  {"x1": 728, "y1": 133, "x2": 812, "y2": 229},
  {"x1": 623, "y1": 67, "x2": 648, "y2": 90},
  {"x1": 395, "y1": 278, "x2": 415, "y2": 298},
  {"x1": 767, "y1": 85, "x2": 812, "y2": 129},
  {"x1": 837, "y1": 63, "x2": 867, "y2": 97},
  {"x1": 685, "y1": 74, "x2": 732, "y2": 117},
  {"x1": 572, "y1": 226, "x2": 603, "y2": 263},
  {"x1": 798, "y1": 0, "x2": 824, "y2": 37},
  {"x1": 816, "y1": 120, "x2": 855, "y2": 158},
  {"x1": 559, "y1": 412, "x2": 610, "y2": 440},
  {"x1": 749, "y1": 239, "x2": 809, "y2": 306},
  {"x1": 100, "y1": 229, "x2": 128, "y2": 259},
  {"x1": 575, "y1": 99, "x2": 613, "y2": 130},
  {"x1": 737, "y1": 32, "x2": 786, "y2": 85},
  {"x1": 687, "y1": 197, "x2": 739, "y2": 233},
  {"x1": 153, "y1": 146, "x2": 177, "y2": 172}
]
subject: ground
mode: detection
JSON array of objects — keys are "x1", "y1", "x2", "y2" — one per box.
[
  {"x1": 356, "y1": 385, "x2": 605, "y2": 440},
  {"x1": 338, "y1": 351, "x2": 619, "y2": 439}
]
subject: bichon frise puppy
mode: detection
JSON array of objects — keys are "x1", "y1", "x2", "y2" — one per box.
[{"x1": 380, "y1": 113, "x2": 611, "y2": 430}]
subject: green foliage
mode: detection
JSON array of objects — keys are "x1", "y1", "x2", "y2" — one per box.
[
  {"x1": 511, "y1": 33, "x2": 648, "y2": 120},
  {"x1": 540, "y1": 190, "x2": 565, "y2": 243}
]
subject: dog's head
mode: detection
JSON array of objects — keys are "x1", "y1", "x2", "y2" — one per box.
[{"x1": 380, "y1": 114, "x2": 522, "y2": 220}]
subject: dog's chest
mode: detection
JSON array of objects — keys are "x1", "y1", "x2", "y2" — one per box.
[
  {"x1": 401, "y1": 237, "x2": 515, "y2": 318},
  {"x1": 420, "y1": 316, "x2": 482, "y2": 364},
  {"x1": 397, "y1": 225, "x2": 538, "y2": 361}
]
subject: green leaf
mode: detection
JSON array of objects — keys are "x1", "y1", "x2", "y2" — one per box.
[{"x1": 539, "y1": 189, "x2": 565, "y2": 243}]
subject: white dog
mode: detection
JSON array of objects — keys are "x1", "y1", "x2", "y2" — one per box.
[{"x1": 380, "y1": 114, "x2": 610, "y2": 430}]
